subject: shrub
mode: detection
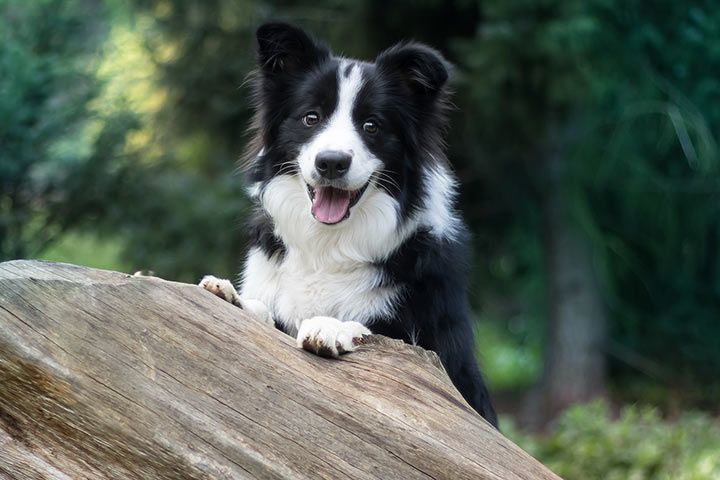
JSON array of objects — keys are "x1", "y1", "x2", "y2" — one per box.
[{"x1": 504, "y1": 401, "x2": 720, "y2": 480}]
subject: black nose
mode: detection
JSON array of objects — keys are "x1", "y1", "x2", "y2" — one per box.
[{"x1": 315, "y1": 150, "x2": 351, "y2": 180}]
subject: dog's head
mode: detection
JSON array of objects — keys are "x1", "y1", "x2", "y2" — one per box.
[{"x1": 246, "y1": 22, "x2": 453, "y2": 239}]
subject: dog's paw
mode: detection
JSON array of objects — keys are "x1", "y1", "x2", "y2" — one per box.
[
  {"x1": 199, "y1": 275, "x2": 238, "y2": 303},
  {"x1": 297, "y1": 316, "x2": 371, "y2": 358},
  {"x1": 199, "y1": 276, "x2": 274, "y2": 326}
]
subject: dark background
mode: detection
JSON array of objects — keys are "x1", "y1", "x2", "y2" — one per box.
[{"x1": 2, "y1": 0, "x2": 719, "y2": 476}]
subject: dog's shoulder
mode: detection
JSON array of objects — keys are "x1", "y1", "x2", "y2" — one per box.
[
  {"x1": 379, "y1": 223, "x2": 470, "y2": 285},
  {"x1": 248, "y1": 208, "x2": 286, "y2": 261}
]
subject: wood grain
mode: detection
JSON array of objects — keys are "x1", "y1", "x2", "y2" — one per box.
[{"x1": 0, "y1": 260, "x2": 561, "y2": 480}]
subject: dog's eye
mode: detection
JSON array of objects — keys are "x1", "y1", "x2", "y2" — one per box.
[
  {"x1": 363, "y1": 120, "x2": 378, "y2": 135},
  {"x1": 302, "y1": 111, "x2": 320, "y2": 127}
]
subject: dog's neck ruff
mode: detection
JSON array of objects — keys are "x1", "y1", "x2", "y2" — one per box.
[
  {"x1": 260, "y1": 174, "x2": 412, "y2": 266},
  {"x1": 258, "y1": 160, "x2": 459, "y2": 268}
]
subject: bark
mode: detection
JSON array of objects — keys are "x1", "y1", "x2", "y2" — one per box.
[
  {"x1": 538, "y1": 150, "x2": 608, "y2": 421},
  {"x1": 0, "y1": 260, "x2": 560, "y2": 480}
]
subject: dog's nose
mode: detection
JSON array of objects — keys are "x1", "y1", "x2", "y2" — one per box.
[{"x1": 315, "y1": 151, "x2": 351, "y2": 180}]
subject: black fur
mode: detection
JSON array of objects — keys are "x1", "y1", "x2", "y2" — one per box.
[
  {"x1": 248, "y1": 210, "x2": 286, "y2": 261},
  {"x1": 370, "y1": 228, "x2": 498, "y2": 426},
  {"x1": 245, "y1": 23, "x2": 497, "y2": 428}
]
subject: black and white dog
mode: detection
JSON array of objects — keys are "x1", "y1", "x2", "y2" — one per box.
[{"x1": 200, "y1": 23, "x2": 497, "y2": 427}]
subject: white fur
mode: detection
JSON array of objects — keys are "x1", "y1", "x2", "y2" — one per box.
[
  {"x1": 246, "y1": 181, "x2": 261, "y2": 199},
  {"x1": 297, "y1": 61, "x2": 382, "y2": 190},
  {"x1": 244, "y1": 174, "x2": 410, "y2": 333},
  {"x1": 241, "y1": 298, "x2": 274, "y2": 326},
  {"x1": 243, "y1": 164, "x2": 460, "y2": 333},
  {"x1": 296, "y1": 316, "x2": 371, "y2": 357},
  {"x1": 241, "y1": 241, "x2": 401, "y2": 335},
  {"x1": 419, "y1": 163, "x2": 461, "y2": 240},
  {"x1": 243, "y1": 174, "x2": 408, "y2": 334}
]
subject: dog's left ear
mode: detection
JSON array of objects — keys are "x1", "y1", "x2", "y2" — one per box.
[
  {"x1": 256, "y1": 22, "x2": 329, "y2": 74},
  {"x1": 376, "y1": 43, "x2": 450, "y2": 96}
]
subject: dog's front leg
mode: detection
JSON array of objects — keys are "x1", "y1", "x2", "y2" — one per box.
[
  {"x1": 296, "y1": 316, "x2": 371, "y2": 358},
  {"x1": 199, "y1": 275, "x2": 273, "y2": 326}
]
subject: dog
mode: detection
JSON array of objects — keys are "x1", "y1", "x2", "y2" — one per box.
[{"x1": 200, "y1": 22, "x2": 498, "y2": 427}]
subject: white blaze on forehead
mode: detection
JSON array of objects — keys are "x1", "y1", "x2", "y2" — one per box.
[
  {"x1": 334, "y1": 60, "x2": 364, "y2": 129},
  {"x1": 297, "y1": 60, "x2": 381, "y2": 190}
]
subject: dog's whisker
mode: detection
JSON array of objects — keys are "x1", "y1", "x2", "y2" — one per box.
[
  {"x1": 372, "y1": 171, "x2": 401, "y2": 193},
  {"x1": 275, "y1": 161, "x2": 300, "y2": 175}
]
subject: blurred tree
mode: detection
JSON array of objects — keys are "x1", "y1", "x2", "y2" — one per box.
[
  {"x1": 98, "y1": 0, "x2": 264, "y2": 281},
  {"x1": 585, "y1": 1, "x2": 720, "y2": 410},
  {"x1": 457, "y1": 0, "x2": 720, "y2": 421},
  {"x1": 456, "y1": 1, "x2": 609, "y2": 421},
  {"x1": 128, "y1": 0, "x2": 257, "y2": 165},
  {"x1": 0, "y1": 0, "x2": 138, "y2": 260}
]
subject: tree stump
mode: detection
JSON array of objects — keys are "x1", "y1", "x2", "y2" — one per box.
[{"x1": 0, "y1": 260, "x2": 560, "y2": 479}]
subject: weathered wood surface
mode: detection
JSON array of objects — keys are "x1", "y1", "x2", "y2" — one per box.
[{"x1": 0, "y1": 260, "x2": 560, "y2": 480}]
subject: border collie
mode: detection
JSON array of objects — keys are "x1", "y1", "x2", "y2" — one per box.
[{"x1": 200, "y1": 22, "x2": 497, "y2": 427}]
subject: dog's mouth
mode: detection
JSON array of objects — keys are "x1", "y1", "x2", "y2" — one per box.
[{"x1": 307, "y1": 183, "x2": 369, "y2": 225}]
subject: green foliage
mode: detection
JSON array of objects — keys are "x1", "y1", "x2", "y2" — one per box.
[
  {"x1": 80, "y1": 0, "x2": 260, "y2": 280},
  {"x1": 111, "y1": 170, "x2": 248, "y2": 281},
  {"x1": 505, "y1": 402, "x2": 720, "y2": 480},
  {"x1": 579, "y1": 1, "x2": 720, "y2": 389},
  {"x1": 40, "y1": 231, "x2": 129, "y2": 272},
  {"x1": 0, "y1": 0, "x2": 138, "y2": 260},
  {"x1": 127, "y1": 0, "x2": 258, "y2": 152},
  {"x1": 475, "y1": 320, "x2": 542, "y2": 391},
  {"x1": 582, "y1": 2, "x2": 720, "y2": 388},
  {"x1": 455, "y1": 0, "x2": 720, "y2": 392}
]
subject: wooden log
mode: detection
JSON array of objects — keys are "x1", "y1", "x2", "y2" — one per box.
[{"x1": 0, "y1": 260, "x2": 560, "y2": 480}]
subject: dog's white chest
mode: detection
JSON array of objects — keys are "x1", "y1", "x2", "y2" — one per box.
[{"x1": 241, "y1": 248, "x2": 398, "y2": 333}]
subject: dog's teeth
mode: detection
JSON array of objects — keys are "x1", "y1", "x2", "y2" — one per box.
[{"x1": 306, "y1": 184, "x2": 316, "y2": 200}]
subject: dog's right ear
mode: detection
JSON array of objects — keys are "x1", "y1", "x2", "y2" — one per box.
[{"x1": 256, "y1": 23, "x2": 329, "y2": 74}]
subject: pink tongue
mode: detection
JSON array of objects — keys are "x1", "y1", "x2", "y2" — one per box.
[{"x1": 311, "y1": 187, "x2": 351, "y2": 224}]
